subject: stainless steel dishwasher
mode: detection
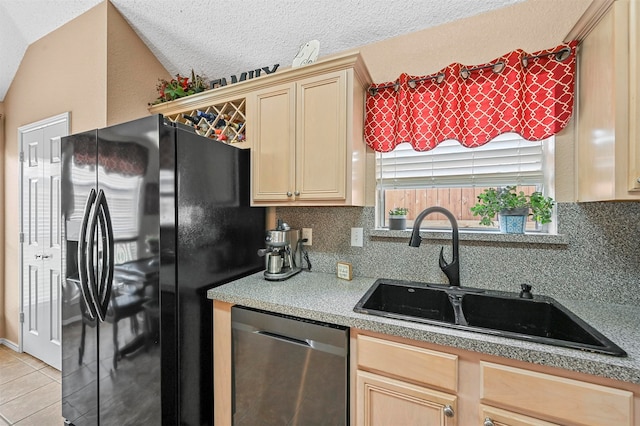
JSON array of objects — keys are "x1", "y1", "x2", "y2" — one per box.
[{"x1": 231, "y1": 306, "x2": 349, "y2": 425}]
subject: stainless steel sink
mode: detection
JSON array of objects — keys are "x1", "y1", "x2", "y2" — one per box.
[{"x1": 353, "y1": 279, "x2": 626, "y2": 357}]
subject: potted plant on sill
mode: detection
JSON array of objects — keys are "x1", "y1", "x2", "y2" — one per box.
[
  {"x1": 470, "y1": 186, "x2": 555, "y2": 234},
  {"x1": 388, "y1": 207, "x2": 409, "y2": 230}
]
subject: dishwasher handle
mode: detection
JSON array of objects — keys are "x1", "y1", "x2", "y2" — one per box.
[
  {"x1": 255, "y1": 330, "x2": 311, "y2": 348},
  {"x1": 232, "y1": 319, "x2": 348, "y2": 357}
]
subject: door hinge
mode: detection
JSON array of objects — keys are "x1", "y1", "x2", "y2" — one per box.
[
  {"x1": 19, "y1": 232, "x2": 24, "y2": 243},
  {"x1": 19, "y1": 312, "x2": 24, "y2": 323},
  {"x1": 19, "y1": 151, "x2": 24, "y2": 162}
]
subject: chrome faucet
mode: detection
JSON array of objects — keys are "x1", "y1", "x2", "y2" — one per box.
[{"x1": 408, "y1": 206, "x2": 460, "y2": 287}]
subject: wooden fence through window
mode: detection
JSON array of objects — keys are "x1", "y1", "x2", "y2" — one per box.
[{"x1": 383, "y1": 186, "x2": 536, "y2": 227}]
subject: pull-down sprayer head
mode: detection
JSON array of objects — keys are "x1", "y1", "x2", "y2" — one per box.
[{"x1": 408, "y1": 206, "x2": 460, "y2": 287}]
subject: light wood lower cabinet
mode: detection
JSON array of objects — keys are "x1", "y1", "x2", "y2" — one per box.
[
  {"x1": 480, "y1": 362, "x2": 633, "y2": 426},
  {"x1": 355, "y1": 334, "x2": 459, "y2": 425},
  {"x1": 357, "y1": 370, "x2": 457, "y2": 426},
  {"x1": 353, "y1": 331, "x2": 638, "y2": 426}
]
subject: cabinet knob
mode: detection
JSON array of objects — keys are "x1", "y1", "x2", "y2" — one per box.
[
  {"x1": 443, "y1": 405, "x2": 454, "y2": 418},
  {"x1": 483, "y1": 417, "x2": 495, "y2": 426},
  {"x1": 294, "y1": 191, "x2": 300, "y2": 196},
  {"x1": 637, "y1": 177, "x2": 640, "y2": 184},
  {"x1": 286, "y1": 192, "x2": 293, "y2": 197}
]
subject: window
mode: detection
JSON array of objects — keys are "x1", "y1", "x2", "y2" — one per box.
[{"x1": 376, "y1": 133, "x2": 555, "y2": 231}]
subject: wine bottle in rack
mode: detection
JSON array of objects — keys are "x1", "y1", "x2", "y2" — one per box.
[
  {"x1": 183, "y1": 114, "x2": 199, "y2": 125},
  {"x1": 196, "y1": 110, "x2": 216, "y2": 122}
]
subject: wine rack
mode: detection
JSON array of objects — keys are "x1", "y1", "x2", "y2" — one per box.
[
  {"x1": 149, "y1": 51, "x2": 370, "y2": 153},
  {"x1": 162, "y1": 98, "x2": 246, "y2": 144}
]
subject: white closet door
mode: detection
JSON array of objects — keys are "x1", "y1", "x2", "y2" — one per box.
[{"x1": 20, "y1": 114, "x2": 68, "y2": 370}]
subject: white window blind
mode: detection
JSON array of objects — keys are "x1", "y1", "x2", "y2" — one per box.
[{"x1": 376, "y1": 133, "x2": 549, "y2": 189}]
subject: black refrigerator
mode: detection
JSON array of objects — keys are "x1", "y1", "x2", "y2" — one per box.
[{"x1": 61, "y1": 115, "x2": 266, "y2": 425}]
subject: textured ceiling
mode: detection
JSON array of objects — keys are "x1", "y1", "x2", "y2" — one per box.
[{"x1": 0, "y1": 0, "x2": 526, "y2": 101}]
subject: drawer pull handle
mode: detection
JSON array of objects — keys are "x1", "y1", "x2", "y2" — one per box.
[
  {"x1": 443, "y1": 405, "x2": 454, "y2": 418},
  {"x1": 484, "y1": 417, "x2": 495, "y2": 426}
]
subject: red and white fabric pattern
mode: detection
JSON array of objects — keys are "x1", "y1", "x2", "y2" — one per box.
[{"x1": 364, "y1": 41, "x2": 578, "y2": 152}]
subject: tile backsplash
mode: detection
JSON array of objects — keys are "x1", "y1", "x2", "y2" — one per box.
[{"x1": 276, "y1": 202, "x2": 640, "y2": 305}]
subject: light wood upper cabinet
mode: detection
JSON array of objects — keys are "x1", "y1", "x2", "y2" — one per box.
[
  {"x1": 628, "y1": 0, "x2": 640, "y2": 191},
  {"x1": 251, "y1": 83, "x2": 297, "y2": 202},
  {"x1": 148, "y1": 53, "x2": 372, "y2": 207},
  {"x1": 296, "y1": 71, "x2": 348, "y2": 202},
  {"x1": 576, "y1": 0, "x2": 640, "y2": 200},
  {"x1": 251, "y1": 71, "x2": 348, "y2": 203},
  {"x1": 249, "y1": 62, "x2": 370, "y2": 206}
]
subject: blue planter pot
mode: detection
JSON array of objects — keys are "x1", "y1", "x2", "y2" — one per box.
[{"x1": 498, "y1": 208, "x2": 528, "y2": 234}]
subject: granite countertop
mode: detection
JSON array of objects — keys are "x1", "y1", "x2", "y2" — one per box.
[{"x1": 207, "y1": 271, "x2": 640, "y2": 385}]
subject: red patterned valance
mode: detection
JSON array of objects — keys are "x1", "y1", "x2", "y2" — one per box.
[{"x1": 365, "y1": 41, "x2": 578, "y2": 152}]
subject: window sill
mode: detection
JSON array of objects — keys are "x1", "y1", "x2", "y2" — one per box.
[{"x1": 370, "y1": 229, "x2": 568, "y2": 246}]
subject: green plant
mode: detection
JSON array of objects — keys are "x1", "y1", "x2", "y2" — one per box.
[
  {"x1": 470, "y1": 186, "x2": 555, "y2": 226},
  {"x1": 389, "y1": 207, "x2": 409, "y2": 216},
  {"x1": 150, "y1": 69, "x2": 208, "y2": 105}
]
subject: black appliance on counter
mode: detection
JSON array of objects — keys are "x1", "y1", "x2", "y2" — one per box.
[{"x1": 61, "y1": 115, "x2": 266, "y2": 425}]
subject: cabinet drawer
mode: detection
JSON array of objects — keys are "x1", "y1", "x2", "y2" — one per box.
[
  {"x1": 480, "y1": 362, "x2": 633, "y2": 426},
  {"x1": 357, "y1": 334, "x2": 458, "y2": 392},
  {"x1": 480, "y1": 404, "x2": 559, "y2": 426}
]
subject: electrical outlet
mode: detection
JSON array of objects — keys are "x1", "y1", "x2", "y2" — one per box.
[
  {"x1": 351, "y1": 227, "x2": 363, "y2": 247},
  {"x1": 302, "y1": 228, "x2": 312, "y2": 245}
]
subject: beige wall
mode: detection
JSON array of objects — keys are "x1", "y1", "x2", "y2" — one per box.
[
  {"x1": 359, "y1": 0, "x2": 591, "y2": 82},
  {"x1": 106, "y1": 2, "x2": 171, "y2": 125},
  {"x1": 0, "y1": 107, "x2": 4, "y2": 339},
  {"x1": 1, "y1": 1, "x2": 169, "y2": 344}
]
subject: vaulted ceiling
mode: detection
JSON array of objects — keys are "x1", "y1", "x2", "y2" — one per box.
[{"x1": 0, "y1": 0, "x2": 527, "y2": 101}]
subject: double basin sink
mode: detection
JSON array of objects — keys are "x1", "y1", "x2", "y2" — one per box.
[{"x1": 354, "y1": 279, "x2": 626, "y2": 357}]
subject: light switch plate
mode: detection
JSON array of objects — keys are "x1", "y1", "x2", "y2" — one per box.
[
  {"x1": 336, "y1": 262, "x2": 353, "y2": 280},
  {"x1": 350, "y1": 227, "x2": 363, "y2": 247}
]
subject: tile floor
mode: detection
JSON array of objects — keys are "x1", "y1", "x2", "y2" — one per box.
[{"x1": 0, "y1": 345, "x2": 63, "y2": 425}]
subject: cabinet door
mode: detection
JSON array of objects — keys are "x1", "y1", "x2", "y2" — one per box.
[
  {"x1": 628, "y1": 0, "x2": 640, "y2": 190},
  {"x1": 251, "y1": 83, "x2": 296, "y2": 201},
  {"x1": 295, "y1": 70, "x2": 347, "y2": 201},
  {"x1": 480, "y1": 362, "x2": 633, "y2": 426},
  {"x1": 480, "y1": 405, "x2": 559, "y2": 426},
  {"x1": 577, "y1": 0, "x2": 640, "y2": 200},
  {"x1": 356, "y1": 370, "x2": 457, "y2": 426}
]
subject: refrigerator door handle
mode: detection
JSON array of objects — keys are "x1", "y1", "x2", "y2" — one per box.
[
  {"x1": 95, "y1": 190, "x2": 114, "y2": 321},
  {"x1": 86, "y1": 189, "x2": 104, "y2": 321},
  {"x1": 78, "y1": 188, "x2": 99, "y2": 320}
]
